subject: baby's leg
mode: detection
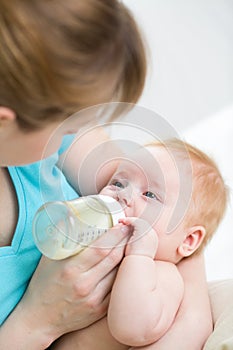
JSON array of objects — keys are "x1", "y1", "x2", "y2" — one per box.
[{"x1": 50, "y1": 317, "x2": 129, "y2": 350}]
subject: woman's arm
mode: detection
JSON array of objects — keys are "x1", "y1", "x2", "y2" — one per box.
[
  {"x1": 130, "y1": 253, "x2": 213, "y2": 350},
  {"x1": 51, "y1": 317, "x2": 129, "y2": 350},
  {"x1": 108, "y1": 218, "x2": 184, "y2": 347}
]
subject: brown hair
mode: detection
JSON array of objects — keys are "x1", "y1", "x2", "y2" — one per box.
[
  {"x1": 0, "y1": 0, "x2": 147, "y2": 130},
  {"x1": 148, "y1": 139, "x2": 228, "y2": 254}
]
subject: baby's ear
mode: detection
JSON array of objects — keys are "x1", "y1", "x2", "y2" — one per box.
[{"x1": 178, "y1": 226, "x2": 206, "y2": 257}]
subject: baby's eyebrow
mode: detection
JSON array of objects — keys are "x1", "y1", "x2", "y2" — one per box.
[{"x1": 110, "y1": 171, "x2": 129, "y2": 180}]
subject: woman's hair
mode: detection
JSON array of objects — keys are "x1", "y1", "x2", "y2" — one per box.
[
  {"x1": 148, "y1": 138, "x2": 228, "y2": 254},
  {"x1": 0, "y1": 0, "x2": 147, "y2": 130}
]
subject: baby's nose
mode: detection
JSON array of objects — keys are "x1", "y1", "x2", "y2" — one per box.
[{"x1": 116, "y1": 184, "x2": 133, "y2": 208}]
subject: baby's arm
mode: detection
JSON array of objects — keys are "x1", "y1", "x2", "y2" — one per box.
[
  {"x1": 129, "y1": 253, "x2": 212, "y2": 350},
  {"x1": 108, "y1": 218, "x2": 184, "y2": 347}
]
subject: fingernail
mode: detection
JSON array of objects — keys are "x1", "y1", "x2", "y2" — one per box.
[{"x1": 121, "y1": 225, "x2": 129, "y2": 234}]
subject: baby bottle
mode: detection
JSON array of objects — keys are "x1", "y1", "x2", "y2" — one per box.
[{"x1": 32, "y1": 195, "x2": 125, "y2": 260}]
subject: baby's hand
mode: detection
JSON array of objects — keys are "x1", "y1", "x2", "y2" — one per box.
[{"x1": 119, "y1": 217, "x2": 158, "y2": 259}]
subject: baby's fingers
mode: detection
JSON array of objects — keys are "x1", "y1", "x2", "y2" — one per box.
[
  {"x1": 120, "y1": 217, "x2": 158, "y2": 258},
  {"x1": 118, "y1": 216, "x2": 149, "y2": 232}
]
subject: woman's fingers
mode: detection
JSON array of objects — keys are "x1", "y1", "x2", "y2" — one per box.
[
  {"x1": 86, "y1": 270, "x2": 117, "y2": 317},
  {"x1": 67, "y1": 236, "x2": 128, "y2": 304},
  {"x1": 73, "y1": 224, "x2": 130, "y2": 271}
]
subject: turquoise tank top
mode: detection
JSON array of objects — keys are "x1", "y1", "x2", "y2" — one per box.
[{"x1": 0, "y1": 135, "x2": 78, "y2": 324}]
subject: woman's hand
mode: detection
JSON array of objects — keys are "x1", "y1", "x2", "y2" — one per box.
[{"x1": 0, "y1": 224, "x2": 129, "y2": 349}]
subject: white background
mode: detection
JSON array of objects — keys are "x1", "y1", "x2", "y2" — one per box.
[{"x1": 123, "y1": 0, "x2": 233, "y2": 281}]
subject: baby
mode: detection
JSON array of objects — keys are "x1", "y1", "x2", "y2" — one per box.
[{"x1": 52, "y1": 138, "x2": 227, "y2": 349}]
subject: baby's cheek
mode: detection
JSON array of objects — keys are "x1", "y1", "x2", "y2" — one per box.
[{"x1": 138, "y1": 204, "x2": 162, "y2": 226}]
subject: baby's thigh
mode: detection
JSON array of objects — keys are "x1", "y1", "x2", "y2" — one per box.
[{"x1": 50, "y1": 317, "x2": 129, "y2": 350}]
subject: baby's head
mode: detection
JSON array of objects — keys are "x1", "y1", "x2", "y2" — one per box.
[
  {"x1": 101, "y1": 138, "x2": 228, "y2": 263},
  {"x1": 0, "y1": 0, "x2": 146, "y2": 131},
  {"x1": 146, "y1": 139, "x2": 228, "y2": 259}
]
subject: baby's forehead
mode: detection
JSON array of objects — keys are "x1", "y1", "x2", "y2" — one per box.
[
  {"x1": 118, "y1": 145, "x2": 178, "y2": 168},
  {"x1": 116, "y1": 144, "x2": 191, "y2": 182},
  {"x1": 115, "y1": 146, "x2": 173, "y2": 178},
  {"x1": 117, "y1": 146, "x2": 160, "y2": 171}
]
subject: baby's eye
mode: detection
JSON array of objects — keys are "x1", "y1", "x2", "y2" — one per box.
[
  {"x1": 143, "y1": 191, "x2": 158, "y2": 200},
  {"x1": 112, "y1": 181, "x2": 124, "y2": 189}
]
